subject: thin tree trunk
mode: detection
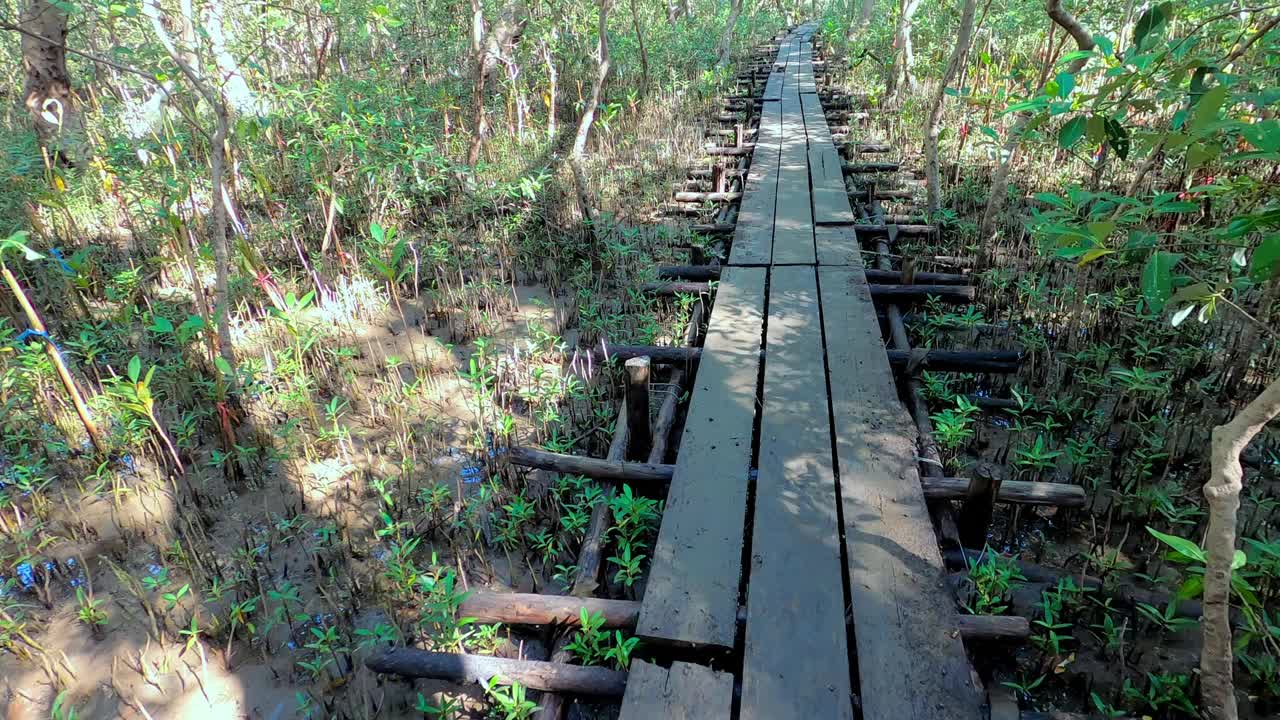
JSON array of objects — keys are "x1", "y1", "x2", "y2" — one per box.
[
  {"x1": 629, "y1": 0, "x2": 650, "y2": 88},
  {"x1": 568, "y1": 0, "x2": 612, "y2": 240},
  {"x1": 715, "y1": 0, "x2": 744, "y2": 69},
  {"x1": 467, "y1": 1, "x2": 527, "y2": 166},
  {"x1": 923, "y1": 0, "x2": 977, "y2": 215},
  {"x1": 570, "y1": 0, "x2": 611, "y2": 162},
  {"x1": 541, "y1": 38, "x2": 558, "y2": 140},
  {"x1": 857, "y1": 0, "x2": 876, "y2": 28},
  {"x1": 978, "y1": 0, "x2": 1093, "y2": 240},
  {"x1": 467, "y1": 0, "x2": 488, "y2": 166},
  {"x1": 1203, "y1": 375, "x2": 1280, "y2": 719},
  {"x1": 886, "y1": 0, "x2": 922, "y2": 98},
  {"x1": 143, "y1": 0, "x2": 237, "y2": 373},
  {"x1": 208, "y1": 106, "x2": 236, "y2": 371},
  {"x1": 203, "y1": 0, "x2": 263, "y2": 116},
  {"x1": 19, "y1": 0, "x2": 83, "y2": 163}
]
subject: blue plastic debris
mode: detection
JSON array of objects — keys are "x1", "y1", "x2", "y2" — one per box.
[
  {"x1": 48, "y1": 248, "x2": 75, "y2": 276},
  {"x1": 460, "y1": 465, "x2": 483, "y2": 483},
  {"x1": 16, "y1": 562, "x2": 35, "y2": 589}
]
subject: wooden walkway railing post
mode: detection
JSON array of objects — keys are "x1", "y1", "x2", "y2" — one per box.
[{"x1": 624, "y1": 357, "x2": 651, "y2": 461}]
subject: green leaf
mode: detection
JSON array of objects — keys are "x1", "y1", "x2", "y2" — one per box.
[
  {"x1": 1241, "y1": 119, "x2": 1280, "y2": 152},
  {"x1": 1001, "y1": 98, "x2": 1048, "y2": 115},
  {"x1": 0, "y1": 231, "x2": 44, "y2": 261},
  {"x1": 127, "y1": 356, "x2": 141, "y2": 383},
  {"x1": 1087, "y1": 221, "x2": 1116, "y2": 243},
  {"x1": 1190, "y1": 84, "x2": 1228, "y2": 137},
  {"x1": 1086, "y1": 114, "x2": 1106, "y2": 144},
  {"x1": 1250, "y1": 234, "x2": 1280, "y2": 281},
  {"x1": 1187, "y1": 141, "x2": 1220, "y2": 171},
  {"x1": 1058, "y1": 50, "x2": 1094, "y2": 65},
  {"x1": 1132, "y1": 3, "x2": 1170, "y2": 52},
  {"x1": 1104, "y1": 118, "x2": 1130, "y2": 160},
  {"x1": 214, "y1": 356, "x2": 233, "y2": 377},
  {"x1": 370, "y1": 221, "x2": 386, "y2": 244},
  {"x1": 1056, "y1": 71, "x2": 1075, "y2": 98},
  {"x1": 1077, "y1": 247, "x2": 1114, "y2": 266},
  {"x1": 1147, "y1": 526, "x2": 1205, "y2": 564},
  {"x1": 1141, "y1": 251, "x2": 1182, "y2": 312},
  {"x1": 1058, "y1": 116, "x2": 1086, "y2": 148},
  {"x1": 1034, "y1": 192, "x2": 1070, "y2": 209},
  {"x1": 1177, "y1": 574, "x2": 1203, "y2": 600},
  {"x1": 149, "y1": 316, "x2": 174, "y2": 334}
]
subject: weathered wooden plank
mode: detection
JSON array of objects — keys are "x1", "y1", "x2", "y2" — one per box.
[
  {"x1": 740, "y1": 266, "x2": 854, "y2": 720},
  {"x1": 762, "y1": 70, "x2": 784, "y2": 101},
  {"x1": 727, "y1": 100, "x2": 782, "y2": 266},
  {"x1": 666, "y1": 662, "x2": 734, "y2": 720},
  {"x1": 799, "y1": 91, "x2": 832, "y2": 144},
  {"x1": 771, "y1": 87, "x2": 815, "y2": 265},
  {"x1": 802, "y1": 94, "x2": 855, "y2": 225},
  {"x1": 637, "y1": 266, "x2": 767, "y2": 649},
  {"x1": 618, "y1": 661, "x2": 733, "y2": 720},
  {"x1": 815, "y1": 224, "x2": 859, "y2": 266},
  {"x1": 618, "y1": 660, "x2": 669, "y2": 720},
  {"x1": 793, "y1": 41, "x2": 817, "y2": 94},
  {"x1": 810, "y1": 145, "x2": 853, "y2": 225},
  {"x1": 818, "y1": 265, "x2": 983, "y2": 720}
]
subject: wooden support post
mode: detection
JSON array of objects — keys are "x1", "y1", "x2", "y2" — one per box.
[
  {"x1": 842, "y1": 161, "x2": 901, "y2": 173},
  {"x1": 672, "y1": 191, "x2": 744, "y2": 202},
  {"x1": 506, "y1": 446, "x2": 672, "y2": 482},
  {"x1": 863, "y1": 268, "x2": 967, "y2": 285},
  {"x1": 641, "y1": 281, "x2": 714, "y2": 296},
  {"x1": 657, "y1": 265, "x2": 722, "y2": 281},
  {"x1": 460, "y1": 592, "x2": 640, "y2": 629},
  {"x1": 690, "y1": 222, "x2": 735, "y2": 235},
  {"x1": 958, "y1": 463, "x2": 1003, "y2": 548},
  {"x1": 854, "y1": 223, "x2": 937, "y2": 237},
  {"x1": 625, "y1": 357, "x2": 651, "y2": 462},
  {"x1": 870, "y1": 284, "x2": 975, "y2": 303},
  {"x1": 451, "y1": 592, "x2": 1031, "y2": 643},
  {"x1": 599, "y1": 345, "x2": 1021, "y2": 374},
  {"x1": 366, "y1": 649, "x2": 627, "y2": 695}
]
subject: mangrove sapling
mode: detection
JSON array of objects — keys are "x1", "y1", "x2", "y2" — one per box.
[
  {"x1": 961, "y1": 549, "x2": 1026, "y2": 616},
  {"x1": 108, "y1": 356, "x2": 184, "y2": 474},
  {"x1": 415, "y1": 692, "x2": 463, "y2": 719},
  {"x1": 485, "y1": 678, "x2": 539, "y2": 720},
  {"x1": 304, "y1": 624, "x2": 349, "y2": 678},
  {"x1": 1001, "y1": 672, "x2": 1045, "y2": 703},
  {"x1": 74, "y1": 587, "x2": 108, "y2": 637},
  {"x1": 1091, "y1": 692, "x2": 1127, "y2": 719},
  {"x1": 607, "y1": 541, "x2": 645, "y2": 591},
  {"x1": 225, "y1": 595, "x2": 258, "y2": 667},
  {"x1": 1087, "y1": 603, "x2": 1128, "y2": 659},
  {"x1": 1013, "y1": 435, "x2": 1062, "y2": 481},
  {"x1": 1122, "y1": 672, "x2": 1197, "y2": 717}
]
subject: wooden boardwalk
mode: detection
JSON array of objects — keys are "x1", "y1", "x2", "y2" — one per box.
[{"x1": 630, "y1": 24, "x2": 984, "y2": 720}]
